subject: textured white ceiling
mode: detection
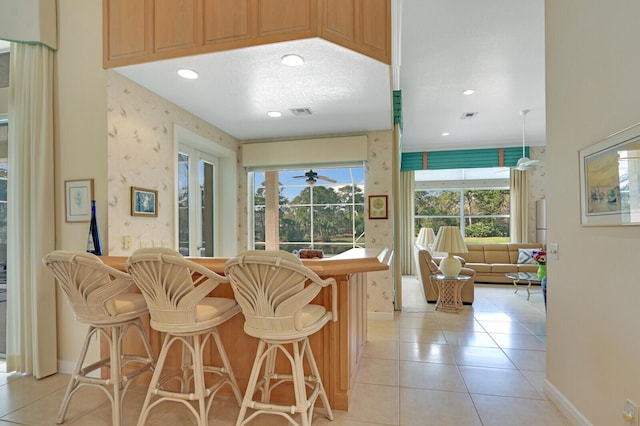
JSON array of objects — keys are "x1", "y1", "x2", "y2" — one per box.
[
  {"x1": 399, "y1": 0, "x2": 546, "y2": 152},
  {"x1": 116, "y1": 38, "x2": 392, "y2": 141},
  {"x1": 116, "y1": 0, "x2": 545, "y2": 153}
]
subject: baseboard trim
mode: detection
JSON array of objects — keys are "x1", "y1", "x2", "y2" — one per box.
[
  {"x1": 57, "y1": 360, "x2": 75, "y2": 375},
  {"x1": 368, "y1": 312, "x2": 394, "y2": 321},
  {"x1": 544, "y1": 379, "x2": 592, "y2": 425}
]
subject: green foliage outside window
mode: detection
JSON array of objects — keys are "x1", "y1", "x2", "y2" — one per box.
[
  {"x1": 254, "y1": 168, "x2": 365, "y2": 255},
  {"x1": 415, "y1": 188, "x2": 510, "y2": 242}
]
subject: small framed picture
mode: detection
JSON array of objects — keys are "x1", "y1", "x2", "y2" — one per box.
[
  {"x1": 131, "y1": 187, "x2": 158, "y2": 217},
  {"x1": 368, "y1": 195, "x2": 388, "y2": 219},
  {"x1": 65, "y1": 179, "x2": 94, "y2": 222}
]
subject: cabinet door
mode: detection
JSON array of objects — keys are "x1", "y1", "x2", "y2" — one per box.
[
  {"x1": 320, "y1": 0, "x2": 390, "y2": 64},
  {"x1": 104, "y1": 0, "x2": 151, "y2": 62},
  {"x1": 155, "y1": 0, "x2": 202, "y2": 52},
  {"x1": 322, "y1": 0, "x2": 354, "y2": 42},
  {"x1": 356, "y1": 0, "x2": 389, "y2": 61},
  {"x1": 203, "y1": 0, "x2": 251, "y2": 44},
  {"x1": 257, "y1": 0, "x2": 316, "y2": 39}
]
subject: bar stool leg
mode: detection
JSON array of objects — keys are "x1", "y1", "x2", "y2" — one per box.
[
  {"x1": 110, "y1": 325, "x2": 123, "y2": 426},
  {"x1": 56, "y1": 326, "x2": 96, "y2": 424},
  {"x1": 304, "y1": 338, "x2": 333, "y2": 421},
  {"x1": 291, "y1": 341, "x2": 310, "y2": 426},
  {"x1": 236, "y1": 340, "x2": 267, "y2": 426},
  {"x1": 210, "y1": 329, "x2": 242, "y2": 405}
]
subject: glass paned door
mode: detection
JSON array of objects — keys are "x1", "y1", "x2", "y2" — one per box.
[{"x1": 178, "y1": 149, "x2": 218, "y2": 257}]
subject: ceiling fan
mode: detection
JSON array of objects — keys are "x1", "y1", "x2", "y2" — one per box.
[
  {"x1": 293, "y1": 169, "x2": 338, "y2": 185},
  {"x1": 513, "y1": 109, "x2": 542, "y2": 171}
]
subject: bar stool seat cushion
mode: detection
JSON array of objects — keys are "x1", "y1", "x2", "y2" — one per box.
[
  {"x1": 196, "y1": 297, "x2": 238, "y2": 321},
  {"x1": 105, "y1": 293, "x2": 149, "y2": 316}
]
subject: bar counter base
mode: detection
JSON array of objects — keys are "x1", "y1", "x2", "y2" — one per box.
[{"x1": 101, "y1": 248, "x2": 390, "y2": 411}]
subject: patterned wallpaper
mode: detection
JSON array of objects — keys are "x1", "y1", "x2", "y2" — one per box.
[
  {"x1": 106, "y1": 72, "x2": 396, "y2": 315},
  {"x1": 363, "y1": 130, "x2": 394, "y2": 315},
  {"x1": 106, "y1": 71, "x2": 242, "y2": 255}
]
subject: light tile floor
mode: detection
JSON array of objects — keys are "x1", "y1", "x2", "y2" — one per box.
[{"x1": 0, "y1": 277, "x2": 570, "y2": 425}]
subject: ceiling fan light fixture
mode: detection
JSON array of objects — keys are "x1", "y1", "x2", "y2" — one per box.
[{"x1": 281, "y1": 54, "x2": 305, "y2": 67}]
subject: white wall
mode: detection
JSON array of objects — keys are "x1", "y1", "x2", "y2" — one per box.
[
  {"x1": 545, "y1": 1, "x2": 640, "y2": 424},
  {"x1": 55, "y1": 0, "x2": 108, "y2": 370}
]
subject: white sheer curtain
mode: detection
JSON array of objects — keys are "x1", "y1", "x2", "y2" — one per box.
[
  {"x1": 7, "y1": 42, "x2": 57, "y2": 377},
  {"x1": 400, "y1": 171, "x2": 415, "y2": 275},
  {"x1": 509, "y1": 169, "x2": 529, "y2": 243}
]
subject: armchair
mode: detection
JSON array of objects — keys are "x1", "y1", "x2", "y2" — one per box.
[{"x1": 414, "y1": 243, "x2": 475, "y2": 304}]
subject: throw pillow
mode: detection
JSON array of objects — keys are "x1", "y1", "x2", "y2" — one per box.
[{"x1": 517, "y1": 248, "x2": 541, "y2": 264}]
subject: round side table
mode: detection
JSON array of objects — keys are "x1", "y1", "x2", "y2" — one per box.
[{"x1": 430, "y1": 274, "x2": 471, "y2": 313}]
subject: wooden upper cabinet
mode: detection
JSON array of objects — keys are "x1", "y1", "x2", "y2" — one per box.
[
  {"x1": 320, "y1": 0, "x2": 390, "y2": 64},
  {"x1": 155, "y1": 0, "x2": 202, "y2": 52},
  {"x1": 257, "y1": 0, "x2": 316, "y2": 39},
  {"x1": 103, "y1": 0, "x2": 152, "y2": 65},
  {"x1": 322, "y1": 0, "x2": 354, "y2": 41},
  {"x1": 358, "y1": 0, "x2": 389, "y2": 60},
  {"x1": 204, "y1": 0, "x2": 251, "y2": 44},
  {"x1": 103, "y1": 0, "x2": 390, "y2": 68}
]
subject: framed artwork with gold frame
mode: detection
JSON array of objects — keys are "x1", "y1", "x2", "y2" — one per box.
[{"x1": 368, "y1": 195, "x2": 388, "y2": 219}]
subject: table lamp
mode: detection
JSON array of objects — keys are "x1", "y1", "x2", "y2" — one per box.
[
  {"x1": 416, "y1": 227, "x2": 436, "y2": 248},
  {"x1": 432, "y1": 226, "x2": 468, "y2": 277}
]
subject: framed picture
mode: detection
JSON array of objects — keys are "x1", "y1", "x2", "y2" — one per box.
[
  {"x1": 368, "y1": 195, "x2": 388, "y2": 219},
  {"x1": 65, "y1": 179, "x2": 94, "y2": 222},
  {"x1": 131, "y1": 187, "x2": 158, "y2": 217},
  {"x1": 579, "y1": 122, "x2": 640, "y2": 226}
]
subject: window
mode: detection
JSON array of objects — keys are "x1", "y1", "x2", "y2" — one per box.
[
  {"x1": 415, "y1": 168, "x2": 510, "y2": 242},
  {"x1": 252, "y1": 166, "x2": 365, "y2": 255}
]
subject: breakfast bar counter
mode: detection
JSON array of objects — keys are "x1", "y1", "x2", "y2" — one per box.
[{"x1": 101, "y1": 247, "x2": 391, "y2": 410}]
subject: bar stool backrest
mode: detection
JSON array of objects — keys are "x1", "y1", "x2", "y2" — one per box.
[
  {"x1": 224, "y1": 250, "x2": 335, "y2": 336},
  {"x1": 43, "y1": 250, "x2": 136, "y2": 322},
  {"x1": 126, "y1": 247, "x2": 226, "y2": 326}
]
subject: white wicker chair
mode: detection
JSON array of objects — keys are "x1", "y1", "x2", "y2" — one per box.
[
  {"x1": 223, "y1": 250, "x2": 338, "y2": 426},
  {"x1": 125, "y1": 248, "x2": 242, "y2": 426},
  {"x1": 42, "y1": 250, "x2": 155, "y2": 426}
]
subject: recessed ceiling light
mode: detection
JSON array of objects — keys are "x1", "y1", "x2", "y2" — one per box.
[
  {"x1": 442, "y1": 132, "x2": 450, "y2": 136},
  {"x1": 281, "y1": 54, "x2": 304, "y2": 66},
  {"x1": 267, "y1": 111, "x2": 283, "y2": 118},
  {"x1": 463, "y1": 89, "x2": 475, "y2": 95},
  {"x1": 177, "y1": 68, "x2": 198, "y2": 79}
]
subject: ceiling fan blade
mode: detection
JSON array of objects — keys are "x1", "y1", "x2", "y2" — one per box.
[
  {"x1": 316, "y1": 175, "x2": 338, "y2": 183},
  {"x1": 292, "y1": 175, "x2": 306, "y2": 178}
]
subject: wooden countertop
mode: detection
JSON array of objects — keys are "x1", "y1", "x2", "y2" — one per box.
[{"x1": 101, "y1": 247, "x2": 391, "y2": 276}]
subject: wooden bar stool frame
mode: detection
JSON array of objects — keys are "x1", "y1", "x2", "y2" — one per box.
[
  {"x1": 224, "y1": 250, "x2": 337, "y2": 426},
  {"x1": 42, "y1": 251, "x2": 155, "y2": 426},
  {"x1": 126, "y1": 248, "x2": 242, "y2": 426}
]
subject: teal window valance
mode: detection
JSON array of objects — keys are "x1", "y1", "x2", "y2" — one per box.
[{"x1": 401, "y1": 147, "x2": 529, "y2": 171}]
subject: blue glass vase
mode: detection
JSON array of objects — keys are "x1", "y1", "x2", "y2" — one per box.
[{"x1": 87, "y1": 200, "x2": 103, "y2": 255}]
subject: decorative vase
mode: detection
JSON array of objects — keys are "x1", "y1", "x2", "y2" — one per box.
[{"x1": 537, "y1": 264, "x2": 546, "y2": 280}]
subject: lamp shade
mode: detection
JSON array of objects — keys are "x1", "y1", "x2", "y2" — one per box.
[
  {"x1": 416, "y1": 227, "x2": 436, "y2": 247},
  {"x1": 433, "y1": 226, "x2": 468, "y2": 277},
  {"x1": 432, "y1": 226, "x2": 468, "y2": 254}
]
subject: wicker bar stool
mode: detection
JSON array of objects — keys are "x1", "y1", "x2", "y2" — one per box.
[
  {"x1": 126, "y1": 248, "x2": 242, "y2": 426},
  {"x1": 224, "y1": 250, "x2": 337, "y2": 426},
  {"x1": 42, "y1": 251, "x2": 155, "y2": 426}
]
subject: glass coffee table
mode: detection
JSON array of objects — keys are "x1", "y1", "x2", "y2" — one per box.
[{"x1": 504, "y1": 272, "x2": 541, "y2": 301}]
